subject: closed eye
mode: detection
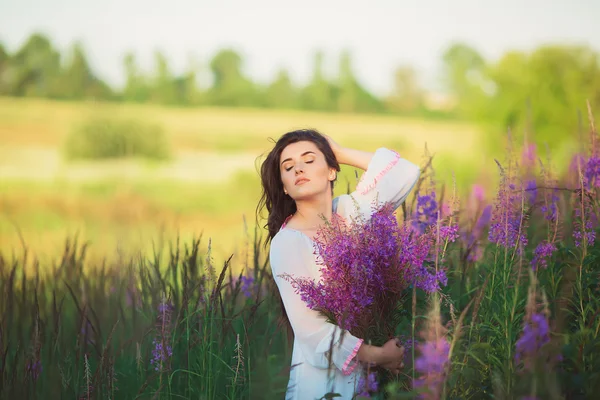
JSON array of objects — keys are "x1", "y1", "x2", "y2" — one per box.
[{"x1": 284, "y1": 160, "x2": 313, "y2": 171}]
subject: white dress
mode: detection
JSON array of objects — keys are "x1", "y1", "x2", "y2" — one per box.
[{"x1": 269, "y1": 147, "x2": 421, "y2": 400}]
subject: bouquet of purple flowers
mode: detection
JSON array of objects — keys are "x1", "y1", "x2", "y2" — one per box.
[{"x1": 282, "y1": 201, "x2": 450, "y2": 347}]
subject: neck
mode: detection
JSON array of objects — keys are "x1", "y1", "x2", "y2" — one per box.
[{"x1": 294, "y1": 191, "x2": 333, "y2": 230}]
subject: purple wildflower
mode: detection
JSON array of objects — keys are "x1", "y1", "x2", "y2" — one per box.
[
  {"x1": 158, "y1": 301, "x2": 174, "y2": 316},
  {"x1": 438, "y1": 225, "x2": 459, "y2": 243},
  {"x1": 413, "y1": 308, "x2": 450, "y2": 399},
  {"x1": 525, "y1": 179, "x2": 538, "y2": 205},
  {"x1": 397, "y1": 335, "x2": 418, "y2": 361},
  {"x1": 463, "y1": 204, "x2": 492, "y2": 263},
  {"x1": 540, "y1": 189, "x2": 559, "y2": 222},
  {"x1": 471, "y1": 184, "x2": 485, "y2": 204},
  {"x1": 573, "y1": 189, "x2": 597, "y2": 248},
  {"x1": 152, "y1": 299, "x2": 174, "y2": 372},
  {"x1": 415, "y1": 337, "x2": 450, "y2": 376},
  {"x1": 584, "y1": 155, "x2": 600, "y2": 189},
  {"x1": 356, "y1": 372, "x2": 379, "y2": 397},
  {"x1": 283, "y1": 202, "x2": 446, "y2": 339},
  {"x1": 521, "y1": 142, "x2": 537, "y2": 169},
  {"x1": 488, "y1": 164, "x2": 528, "y2": 251},
  {"x1": 412, "y1": 192, "x2": 438, "y2": 234},
  {"x1": 26, "y1": 360, "x2": 42, "y2": 381},
  {"x1": 151, "y1": 338, "x2": 173, "y2": 372},
  {"x1": 531, "y1": 241, "x2": 557, "y2": 271},
  {"x1": 240, "y1": 275, "x2": 254, "y2": 298},
  {"x1": 515, "y1": 312, "x2": 550, "y2": 371}
]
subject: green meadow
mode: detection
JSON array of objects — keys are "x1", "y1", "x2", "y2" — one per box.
[{"x1": 0, "y1": 96, "x2": 491, "y2": 267}]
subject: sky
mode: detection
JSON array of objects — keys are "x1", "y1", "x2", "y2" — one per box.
[{"x1": 0, "y1": 0, "x2": 598, "y2": 95}]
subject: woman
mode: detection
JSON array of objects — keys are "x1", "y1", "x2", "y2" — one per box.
[{"x1": 257, "y1": 129, "x2": 421, "y2": 399}]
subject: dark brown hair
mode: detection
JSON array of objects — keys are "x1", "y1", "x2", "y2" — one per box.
[
  {"x1": 255, "y1": 128, "x2": 340, "y2": 342},
  {"x1": 256, "y1": 128, "x2": 340, "y2": 244}
]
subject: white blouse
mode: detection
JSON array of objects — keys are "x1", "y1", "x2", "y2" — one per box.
[{"x1": 269, "y1": 147, "x2": 421, "y2": 400}]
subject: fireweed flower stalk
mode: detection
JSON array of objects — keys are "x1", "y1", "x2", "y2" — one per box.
[
  {"x1": 521, "y1": 141, "x2": 539, "y2": 206},
  {"x1": 413, "y1": 297, "x2": 450, "y2": 400},
  {"x1": 282, "y1": 202, "x2": 447, "y2": 343},
  {"x1": 151, "y1": 298, "x2": 174, "y2": 372},
  {"x1": 488, "y1": 160, "x2": 529, "y2": 253},
  {"x1": 513, "y1": 281, "x2": 561, "y2": 400},
  {"x1": 572, "y1": 155, "x2": 598, "y2": 249},
  {"x1": 356, "y1": 371, "x2": 379, "y2": 398},
  {"x1": 412, "y1": 191, "x2": 438, "y2": 234},
  {"x1": 460, "y1": 184, "x2": 492, "y2": 263},
  {"x1": 531, "y1": 156, "x2": 560, "y2": 271}
]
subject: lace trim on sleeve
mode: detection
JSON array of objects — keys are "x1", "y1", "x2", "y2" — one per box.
[
  {"x1": 341, "y1": 338, "x2": 364, "y2": 376},
  {"x1": 357, "y1": 150, "x2": 401, "y2": 195}
]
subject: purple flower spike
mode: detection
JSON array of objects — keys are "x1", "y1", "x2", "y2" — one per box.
[
  {"x1": 357, "y1": 371, "x2": 379, "y2": 397},
  {"x1": 240, "y1": 275, "x2": 254, "y2": 298},
  {"x1": 515, "y1": 312, "x2": 550, "y2": 371}
]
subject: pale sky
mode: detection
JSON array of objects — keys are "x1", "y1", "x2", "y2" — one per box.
[{"x1": 0, "y1": 0, "x2": 598, "y2": 95}]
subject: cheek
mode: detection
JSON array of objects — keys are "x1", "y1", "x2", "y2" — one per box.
[{"x1": 281, "y1": 170, "x2": 292, "y2": 186}]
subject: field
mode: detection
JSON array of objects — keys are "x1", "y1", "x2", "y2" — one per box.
[
  {"x1": 1, "y1": 97, "x2": 599, "y2": 400},
  {"x1": 0, "y1": 96, "x2": 489, "y2": 266}
]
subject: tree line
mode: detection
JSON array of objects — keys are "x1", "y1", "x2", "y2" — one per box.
[{"x1": 0, "y1": 32, "x2": 599, "y2": 145}]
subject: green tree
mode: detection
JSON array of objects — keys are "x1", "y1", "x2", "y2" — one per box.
[
  {"x1": 336, "y1": 50, "x2": 383, "y2": 113},
  {"x1": 300, "y1": 50, "x2": 337, "y2": 111},
  {"x1": 264, "y1": 68, "x2": 298, "y2": 109},
  {"x1": 0, "y1": 43, "x2": 8, "y2": 94},
  {"x1": 5, "y1": 33, "x2": 62, "y2": 97},
  {"x1": 441, "y1": 42, "x2": 488, "y2": 118},
  {"x1": 122, "y1": 52, "x2": 151, "y2": 103},
  {"x1": 177, "y1": 56, "x2": 204, "y2": 106},
  {"x1": 385, "y1": 65, "x2": 424, "y2": 114},
  {"x1": 486, "y1": 45, "x2": 600, "y2": 149},
  {"x1": 208, "y1": 49, "x2": 256, "y2": 106},
  {"x1": 61, "y1": 42, "x2": 112, "y2": 100},
  {"x1": 150, "y1": 50, "x2": 179, "y2": 105}
]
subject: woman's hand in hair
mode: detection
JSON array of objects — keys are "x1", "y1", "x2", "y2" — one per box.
[
  {"x1": 325, "y1": 135, "x2": 374, "y2": 170},
  {"x1": 324, "y1": 134, "x2": 343, "y2": 159}
]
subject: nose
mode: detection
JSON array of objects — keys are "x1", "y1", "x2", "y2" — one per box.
[{"x1": 294, "y1": 163, "x2": 304, "y2": 174}]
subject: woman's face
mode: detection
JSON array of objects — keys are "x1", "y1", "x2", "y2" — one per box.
[{"x1": 279, "y1": 140, "x2": 336, "y2": 201}]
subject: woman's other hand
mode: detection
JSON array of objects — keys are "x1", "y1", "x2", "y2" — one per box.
[{"x1": 378, "y1": 338, "x2": 405, "y2": 375}]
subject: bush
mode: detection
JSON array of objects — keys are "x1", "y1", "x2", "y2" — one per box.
[{"x1": 63, "y1": 116, "x2": 171, "y2": 161}]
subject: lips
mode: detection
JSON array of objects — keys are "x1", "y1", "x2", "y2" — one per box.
[{"x1": 295, "y1": 178, "x2": 310, "y2": 185}]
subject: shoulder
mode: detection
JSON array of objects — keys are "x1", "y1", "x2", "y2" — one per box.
[
  {"x1": 270, "y1": 228, "x2": 310, "y2": 255},
  {"x1": 333, "y1": 193, "x2": 362, "y2": 219}
]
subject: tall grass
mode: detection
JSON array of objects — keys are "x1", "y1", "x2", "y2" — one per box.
[
  {"x1": 0, "y1": 229, "x2": 291, "y2": 399},
  {"x1": 2, "y1": 104, "x2": 600, "y2": 399}
]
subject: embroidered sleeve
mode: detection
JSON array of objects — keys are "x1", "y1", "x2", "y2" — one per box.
[
  {"x1": 351, "y1": 147, "x2": 420, "y2": 213},
  {"x1": 341, "y1": 338, "x2": 364, "y2": 375}
]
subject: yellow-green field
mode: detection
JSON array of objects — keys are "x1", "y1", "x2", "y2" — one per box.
[{"x1": 0, "y1": 96, "x2": 492, "y2": 267}]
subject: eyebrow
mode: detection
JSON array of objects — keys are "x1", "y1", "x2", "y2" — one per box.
[{"x1": 280, "y1": 151, "x2": 316, "y2": 166}]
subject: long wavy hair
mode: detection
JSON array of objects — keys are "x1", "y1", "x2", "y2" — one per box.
[{"x1": 255, "y1": 128, "x2": 340, "y2": 341}]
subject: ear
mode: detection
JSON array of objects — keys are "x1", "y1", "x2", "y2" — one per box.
[{"x1": 329, "y1": 169, "x2": 337, "y2": 181}]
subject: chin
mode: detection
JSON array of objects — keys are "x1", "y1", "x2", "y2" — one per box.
[{"x1": 291, "y1": 187, "x2": 328, "y2": 201}]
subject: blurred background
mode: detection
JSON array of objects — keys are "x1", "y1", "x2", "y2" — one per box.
[{"x1": 0, "y1": 0, "x2": 599, "y2": 267}]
